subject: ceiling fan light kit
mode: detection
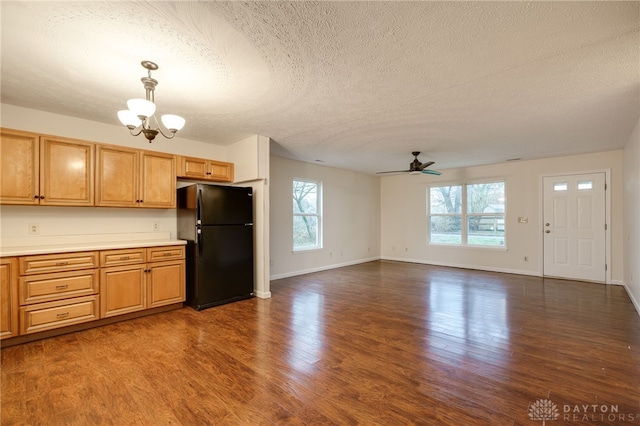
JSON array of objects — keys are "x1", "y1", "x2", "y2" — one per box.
[
  {"x1": 117, "y1": 60, "x2": 186, "y2": 143},
  {"x1": 377, "y1": 151, "x2": 441, "y2": 176}
]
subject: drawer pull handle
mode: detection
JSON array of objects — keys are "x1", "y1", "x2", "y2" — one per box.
[
  {"x1": 56, "y1": 312, "x2": 69, "y2": 318},
  {"x1": 120, "y1": 256, "x2": 130, "y2": 260},
  {"x1": 55, "y1": 285, "x2": 69, "y2": 290},
  {"x1": 55, "y1": 262, "x2": 69, "y2": 266},
  {"x1": 164, "y1": 252, "x2": 172, "y2": 256}
]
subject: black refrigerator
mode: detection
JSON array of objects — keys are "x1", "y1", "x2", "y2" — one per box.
[{"x1": 177, "y1": 183, "x2": 254, "y2": 310}]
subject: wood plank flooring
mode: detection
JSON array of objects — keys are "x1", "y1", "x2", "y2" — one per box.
[{"x1": 2, "y1": 260, "x2": 640, "y2": 425}]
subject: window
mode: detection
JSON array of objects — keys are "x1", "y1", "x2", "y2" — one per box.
[
  {"x1": 293, "y1": 179, "x2": 322, "y2": 251},
  {"x1": 429, "y1": 181, "x2": 505, "y2": 247},
  {"x1": 577, "y1": 180, "x2": 593, "y2": 190},
  {"x1": 554, "y1": 182, "x2": 568, "y2": 191}
]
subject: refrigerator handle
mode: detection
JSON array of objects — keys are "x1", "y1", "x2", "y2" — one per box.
[
  {"x1": 197, "y1": 227, "x2": 202, "y2": 255},
  {"x1": 196, "y1": 187, "x2": 202, "y2": 223}
]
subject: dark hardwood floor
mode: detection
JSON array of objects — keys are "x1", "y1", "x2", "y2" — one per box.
[{"x1": 2, "y1": 260, "x2": 640, "y2": 425}]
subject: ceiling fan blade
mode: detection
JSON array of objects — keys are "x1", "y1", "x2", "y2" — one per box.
[
  {"x1": 421, "y1": 169, "x2": 442, "y2": 176},
  {"x1": 418, "y1": 161, "x2": 435, "y2": 170},
  {"x1": 376, "y1": 170, "x2": 410, "y2": 174}
]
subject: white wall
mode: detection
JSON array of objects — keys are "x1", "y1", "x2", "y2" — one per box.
[
  {"x1": 623, "y1": 117, "x2": 640, "y2": 312},
  {"x1": 270, "y1": 156, "x2": 380, "y2": 279},
  {"x1": 381, "y1": 150, "x2": 625, "y2": 283}
]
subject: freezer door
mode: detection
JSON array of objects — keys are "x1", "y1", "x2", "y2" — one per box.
[
  {"x1": 198, "y1": 185, "x2": 253, "y2": 225},
  {"x1": 196, "y1": 225, "x2": 254, "y2": 307}
]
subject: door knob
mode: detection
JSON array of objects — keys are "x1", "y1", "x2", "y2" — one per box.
[
  {"x1": 545, "y1": 223, "x2": 550, "y2": 226},
  {"x1": 545, "y1": 230, "x2": 550, "y2": 233}
]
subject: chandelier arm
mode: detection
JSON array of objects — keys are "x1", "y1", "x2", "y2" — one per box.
[
  {"x1": 148, "y1": 115, "x2": 176, "y2": 139},
  {"x1": 156, "y1": 126, "x2": 177, "y2": 139},
  {"x1": 129, "y1": 127, "x2": 144, "y2": 137}
]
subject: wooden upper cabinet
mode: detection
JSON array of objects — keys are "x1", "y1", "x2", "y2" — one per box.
[
  {"x1": 177, "y1": 155, "x2": 234, "y2": 183},
  {"x1": 95, "y1": 145, "x2": 175, "y2": 208},
  {"x1": 0, "y1": 129, "x2": 40, "y2": 205},
  {"x1": 0, "y1": 130, "x2": 94, "y2": 206},
  {"x1": 2, "y1": 128, "x2": 176, "y2": 209},
  {"x1": 139, "y1": 151, "x2": 176, "y2": 208},
  {"x1": 39, "y1": 136, "x2": 94, "y2": 206},
  {"x1": 95, "y1": 145, "x2": 139, "y2": 207}
]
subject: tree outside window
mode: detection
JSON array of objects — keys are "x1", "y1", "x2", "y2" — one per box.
[
  {"x1": 429, "y1": 181, "x2": 505, "y2": 247},
  {"x1": 293, "y1": 179, "x2": 322, "y2": 251}
]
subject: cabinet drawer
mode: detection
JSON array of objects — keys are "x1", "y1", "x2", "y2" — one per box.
[
  {"x1": 100, "y1": 249, "x2": 146, "y2": 267},
  {"x1": 20, "y1": 269, "x2": 98, "y2": 305},
  {"x1": 19, "y1": 295, "x2": 99, "y2": 334},
  {"x1": 147, "y1": 246, "x2": 185, "y2": 262},
  {"x1": 20, "y1": 251, "x2": 98, "y2": 275}
]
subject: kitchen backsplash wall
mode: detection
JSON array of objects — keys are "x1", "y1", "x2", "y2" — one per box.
[{"x1": 0, "y1": 205, "x2": 177, "y2": 248}]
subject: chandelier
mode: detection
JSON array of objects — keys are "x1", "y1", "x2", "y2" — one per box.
[{"x1": 118, "y1": 61, "x2": 185, "y2": 143}]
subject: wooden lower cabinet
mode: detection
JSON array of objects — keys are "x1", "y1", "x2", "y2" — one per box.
[
  {"x1": 1, "y1": 258, "x2": 19, "y2": 340},
  {"x1": 100, "y1": 246, "x2": 185, "y2": 317},
  {"x1": 19, "y1": 269, "x2": 99, "y2": 305},
  {"x1": 19, "y1": 295, "x2": 99, "y2": 335},
  {"x1": 100, "y1": 264, "x2": 147, "y2": 318},
  {"x1": 148, "y1": 260, "x2": 185, "y2": 308},
  {"x1": 4, "y1": 245, "x2": 184, "y2": 343}
]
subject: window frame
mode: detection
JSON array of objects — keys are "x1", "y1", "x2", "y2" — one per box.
[
  {"x1": 292, "y1": 178, "x2": 323, "y2": 252},
  {"x1": 428, "y1": 180, "x2": 506, "y2": 248}
]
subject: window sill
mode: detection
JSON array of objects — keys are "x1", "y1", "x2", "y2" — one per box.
[
  {"x1": 292, "y1": 247, "x2": 323, "y2": 254},
  {"x1": 427, "y1": 243, "x2": 508, "y2": 252}
]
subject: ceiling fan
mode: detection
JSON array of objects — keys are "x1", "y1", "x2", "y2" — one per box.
[{"x1": 376, "y1": 151, "x2": 441, "y2": 175}]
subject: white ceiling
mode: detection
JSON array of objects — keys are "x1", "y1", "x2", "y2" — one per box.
[{"x1": 1, "y1": 1, "x2": 639, "y2": 175}]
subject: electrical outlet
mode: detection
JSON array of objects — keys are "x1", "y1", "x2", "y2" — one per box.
[
  {"x1": 29, "y1": 223, "x2": 39, "y2": 235},
  {"x1": 153, "y1": 221, "x2": 160, "y2": 232}
]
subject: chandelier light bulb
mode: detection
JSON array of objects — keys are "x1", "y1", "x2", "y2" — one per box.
[
  {"x1": 117, "y1": 110, "x2": 142, "y2": 128},
  {"x1": 161, "y1": 114, "x2": 186, "y2": 132},
  {"x1": 127, "y1": 98, "x2": 156, "y2": 119}
]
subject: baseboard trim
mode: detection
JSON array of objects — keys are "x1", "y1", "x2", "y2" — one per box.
[
  {"x1": 381, "y1": 256, "x2": 540, "y2": 277},
  {"x1": 621, "y1": 283, "x2": 640, "y2": 316},
  {"x1": 254, "y1": 291, "x2": 272, "y2": 299},
  {"x1": 270, "y1": 257, "x2": 380, "y2": 280}
]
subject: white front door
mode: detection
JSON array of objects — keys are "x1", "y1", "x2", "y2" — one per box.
[{"x1": 543, "y1": 173, "x2": 606, "y2": 282}]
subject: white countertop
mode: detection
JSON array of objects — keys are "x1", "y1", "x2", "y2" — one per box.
[{"x1": 0, "y1": 239, "x2": 187, "y2": 257}]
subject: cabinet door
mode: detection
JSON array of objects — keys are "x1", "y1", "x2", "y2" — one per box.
[
  {"x1": 208, "y1": 160, "x2": 234, "y2": 182},
  {"x1": 0, "y1": 129, "x2": 40, "y2": 205},
  {"x1": 1, "y1": 258, "x2": 19, "y2": 339},
  {"x1": 100, "y1": 265, "x2": 146, "y2": 317},
  {"x1": 40, "y1": 136, "x2": 94, "y2": 206},
  {"x1": 180, "y1": 156, "x2": 209, "y2": 180},
  {"x1": 139, "y1": 151, "x2": 176, "y2": 208},
  {"x1": 148, "y1": 260, "x2": 185, "y2": 308},
  {"x1": 95, "y1": 145, "x2": 139, "y2": 207}
]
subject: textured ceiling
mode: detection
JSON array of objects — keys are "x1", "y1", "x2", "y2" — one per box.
[{"x1": 1, "y1": 1, "x2": 639, "y2": 175}]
